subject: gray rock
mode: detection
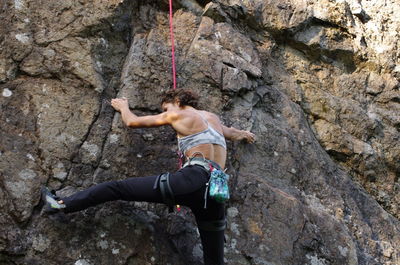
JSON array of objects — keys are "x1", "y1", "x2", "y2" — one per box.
[{"x1": 0, "y1": 0, "x2": 399, "y2": 264}]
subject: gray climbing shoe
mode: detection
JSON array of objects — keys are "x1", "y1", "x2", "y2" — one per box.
[{"x1": 41, "y1": 187, "x2": 66, "y2": 214}]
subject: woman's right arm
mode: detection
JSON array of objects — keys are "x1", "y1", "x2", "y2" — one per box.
[{"x1": 222, "y1": 125, "x2": 256, "y2": 143}]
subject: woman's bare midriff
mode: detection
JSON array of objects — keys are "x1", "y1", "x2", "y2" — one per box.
[{"x1": 184, "y1": 143, "x2": 227, "y2": 169}]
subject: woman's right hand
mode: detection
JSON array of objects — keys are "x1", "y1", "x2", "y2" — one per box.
[{"x1": 240, "y1": 130, "x2": 256, "y2": 143}]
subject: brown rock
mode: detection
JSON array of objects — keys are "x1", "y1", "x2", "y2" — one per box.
[{"x1": 0, "y1": 0, "x2": 399, "y2": 264}]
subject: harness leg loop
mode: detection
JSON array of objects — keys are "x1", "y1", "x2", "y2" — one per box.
[
  {"x1": 158, "y1": 173, "x2": 175, "y2": 213},
  {"x1": 197, "y1": 219, "x2": 227, "y2": 232}
]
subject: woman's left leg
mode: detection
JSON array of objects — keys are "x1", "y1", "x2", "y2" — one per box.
[
  {"x1": 61, "y1": 175, "x2": 163, "y2": 213},
  {"x1": 58, "y1": 165, "x2": 208, "y2": 214}
]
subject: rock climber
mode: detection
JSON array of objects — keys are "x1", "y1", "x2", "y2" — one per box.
[{"x1": 41, "y1": 88, "x2": 255, "y2": 265}]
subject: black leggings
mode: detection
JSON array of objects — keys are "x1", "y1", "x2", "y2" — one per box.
[{"x1": 62, "y1": 165, "x2": 225, "y2": 265}]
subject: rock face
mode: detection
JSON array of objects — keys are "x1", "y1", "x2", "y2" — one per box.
[{"x1": 0, "y1": 0, "x2": 399, "y2": 264}]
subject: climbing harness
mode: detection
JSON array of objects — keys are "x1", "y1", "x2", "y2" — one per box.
[
  {"x1": 183, "y1": 155, "x2": 230, "y2": 209},
  {"x1": 184, "y1": 154, "x2": 228, "y2": 232},
  {"x1": 158, "y1": 158, "x2": 227, "y2": 231}
]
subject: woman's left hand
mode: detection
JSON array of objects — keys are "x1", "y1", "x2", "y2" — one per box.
[{"x1": 111, "y1": 97, "x2": 129, "y2": 112}]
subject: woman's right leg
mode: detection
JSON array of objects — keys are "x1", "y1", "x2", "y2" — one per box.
[
  {"x1": 62, "y1": 175, "x2": 163, "y2": 213},
  {"x1": 191, "y1": 201, "x2": 226, "y2": 265},
  {"x1": 171, "y1": 165, "x2": 226, "y2": 265}
]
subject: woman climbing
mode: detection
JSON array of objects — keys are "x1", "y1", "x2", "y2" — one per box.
[{"x1": 41, "y1": 89, "x2": 255, "y2": 265}]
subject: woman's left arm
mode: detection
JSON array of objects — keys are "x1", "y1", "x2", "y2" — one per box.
[{"x1": 111, "y1": 98, "x2": 178, "y2": 128}]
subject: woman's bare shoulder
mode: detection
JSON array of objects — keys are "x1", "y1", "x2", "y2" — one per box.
[
  {"x1": 199, "y1": 109, "x2": 220, "y2": 119},
  {"x1": 199, "y1": 110, "x2": 224, "y2": 126}
]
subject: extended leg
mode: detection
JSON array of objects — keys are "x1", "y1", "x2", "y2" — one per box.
[{"x1": 61, "y1": 175, "x2": 163, "y2": 213}]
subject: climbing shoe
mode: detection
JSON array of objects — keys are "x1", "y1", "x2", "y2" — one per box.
[{"x1": 41, "y1": 186, "x2": 66, "y2": 214}]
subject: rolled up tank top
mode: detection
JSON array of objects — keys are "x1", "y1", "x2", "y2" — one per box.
[{"x1": 177, "y1": 113, "x2": 227, "y2": 154}]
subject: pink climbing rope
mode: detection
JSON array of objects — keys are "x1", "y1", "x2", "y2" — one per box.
[
  {"x1": 169, "y1": 0, "x2": 177, "y2": 90},
  {"x1": 169, "y1": 0, "x2": 183, "y2": 173}
]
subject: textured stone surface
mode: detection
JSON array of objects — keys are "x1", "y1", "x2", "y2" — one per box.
[{"x1": 0, "y1": 0, "x2": 400, "y2": 264}]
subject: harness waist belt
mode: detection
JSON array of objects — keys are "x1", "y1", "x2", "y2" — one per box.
[{"x1": 182, "y1": 157, "x2": 223, "y2": 172}]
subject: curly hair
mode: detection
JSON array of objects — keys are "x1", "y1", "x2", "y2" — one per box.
[{"x1": 161, "y1": 89, "x2": 199, "y2": 108}]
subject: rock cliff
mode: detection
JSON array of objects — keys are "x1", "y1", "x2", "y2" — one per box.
[{"x1": 0, "y1": 0, "x2": 399, "y2": 264}]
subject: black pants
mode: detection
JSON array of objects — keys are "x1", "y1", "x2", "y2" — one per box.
[{"x1": 62, "y1": 165, "x2": 225, "y2": 265}]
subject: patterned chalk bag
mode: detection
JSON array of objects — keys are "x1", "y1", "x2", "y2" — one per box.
[{"x1": 208, "y1": 167, "x2": 230, "y2": 203}]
